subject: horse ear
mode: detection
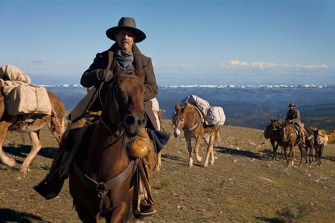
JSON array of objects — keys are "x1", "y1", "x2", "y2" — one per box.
[{"x1": 175, "y1": 103, "x2": 180, "y2": 110}]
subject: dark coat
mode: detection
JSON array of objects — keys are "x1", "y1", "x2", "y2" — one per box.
[
  {"x1": 79, "y1": 43, "x2": 159, "y2": 130},
  {"x1": 286, "y1": 108, "x2": 302, "y2": 127}
]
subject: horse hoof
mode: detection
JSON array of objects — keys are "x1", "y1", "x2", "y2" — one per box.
[
  {"x1": 154, "y1": 166, "x2": 160, "y2": 171},
  {"x1": 1, "y1": 156, "x2": 17, "y2": 168},
  {"x1": 20, "y1": 166, "x2": 29, "y2": 173}
]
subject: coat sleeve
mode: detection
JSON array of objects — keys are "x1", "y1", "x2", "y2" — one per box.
[
  {"x1": 296, "y1": 110, "x2": 301, "y2": 120},
  {"x1": 80, "y1": 52, "x2": 108, "y2": 88},
  {"x1": 143, "y1": 57, "x2": 158, "y2": 101}
]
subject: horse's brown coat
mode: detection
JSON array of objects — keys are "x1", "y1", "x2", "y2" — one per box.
[
  {"x1": 173, "y1": 102, "x2": 221, "y2": 167},
  {"x1": 69, "y1": 75, "x2": 156, "y2": 222},
  {"x1": 264, "y1": 119, "x2": 284, "y2": 160},
  {"x1": 281, "y1": 122, "x2": 306, "y2": 166}
]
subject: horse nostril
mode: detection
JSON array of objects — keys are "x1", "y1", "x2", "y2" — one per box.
[
  {"x1": 125, "y1": 115, "x2": 135, "y2": 125},
  {"x1": 139, "y1": 117, "x2": 147, "y2": 127}
]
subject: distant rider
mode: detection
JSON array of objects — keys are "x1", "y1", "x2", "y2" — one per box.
[{"x1": 285, "y1": 102, "x2": 306, "y2": 146}]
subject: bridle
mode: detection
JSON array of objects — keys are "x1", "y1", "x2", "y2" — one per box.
[
  {"x1": 174, "y1": 104, "x2": 203, "y2": 133},
  {"x1": 73, "y1": 75, "x2": 145, "y2": 215}
]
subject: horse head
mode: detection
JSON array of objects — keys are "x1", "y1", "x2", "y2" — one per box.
[
  {"x1": 101, "y1": 74, "x2": 146, "y2": 137},
  {"x1": 281, "y1": 121, "x2": 297, "y2": 144},
  {"x1": 270, "y1": 119, "x2": 284, "y2": 131},
  {"x1": 172, "y1": 102, "x2": 187, "y2": 137}
]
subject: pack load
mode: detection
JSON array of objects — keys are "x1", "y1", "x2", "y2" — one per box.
[
  {"x1": 0, "y1": 64, "x2": 32, "y2": 83},
  {"x1": 316, "y1": 130, "x2": 328, "y2": 146},
  {"x1": 181, "y1": 95, "x2": 226, "y2": 126},
  {"x1": 0, "y1": 65, "x2": 52, "y2": 116},
  {"x1": 205, "y1": 106, "x2": 226, "y2": 126},
  {"x1": 181, "y1": 94, "x2": 210, "y2": 115}
]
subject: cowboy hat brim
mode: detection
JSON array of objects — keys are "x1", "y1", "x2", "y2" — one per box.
[{"x1": 106, "y1": 26, "x2": 146, "y2": 43}]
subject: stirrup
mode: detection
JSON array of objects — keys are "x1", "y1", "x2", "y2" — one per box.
[{"x1": 134, "y1": 202, "x2": 156, "y2": 217}]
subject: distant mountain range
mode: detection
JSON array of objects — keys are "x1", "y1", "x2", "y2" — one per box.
[{"x1": 45, "y1": 84, "x2": 335, "y2": 131}]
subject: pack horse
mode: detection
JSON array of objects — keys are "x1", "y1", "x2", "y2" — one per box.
[
  {"x1": 0, "y1": 83, "x2": 66, "y2": 172},
  {"x1": 173, "y1": 101, "x2": 223, "y2": 167},
  {"x1": 0, "y1": 65, "x2": 66, "y2": 172}
]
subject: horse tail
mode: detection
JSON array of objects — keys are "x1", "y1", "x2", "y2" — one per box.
[{"x1": 214, "y1": 124, "x2": 222, "y2": 143}]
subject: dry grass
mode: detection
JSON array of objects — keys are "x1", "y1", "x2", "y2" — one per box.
[
  {"x1": 0, "y1": 120, "x2": 334, "y2": 223},
  {"x1": 327, "y1": 130, "x2": 335, "y2": 143}
]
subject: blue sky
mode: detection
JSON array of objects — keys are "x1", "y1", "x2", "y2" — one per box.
[{"x1": 0, "y1": 0, "x2": 334, "y2": 85}]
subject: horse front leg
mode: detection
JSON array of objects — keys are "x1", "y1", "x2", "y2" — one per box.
[
  {"x1": 20, "y1": 130, "x2": 42, "y2": 172},
  {"x1": 107, "y1": 202, "x2": 130, "y2": 223},
  {"x1": 193, "y1": 136, "x2": 203, "y2": 164},
  {"x1": 317, "y1": 145, "x2": 324, "y2": 166},
  {"x1": 298, "y1": 145, "x2": 305, "y2": 167},
  {"x1": 315, "y1": 146, "x2": 321, "y2": 165},
  {"x1": 280, "y1": 145, "x2": 285, "y2": 159},
  {"x1": 289, "y1": 145, "x2": 294, "y2": 167},
  {"x1": 271, "y1": 140, "x2": 276, "y2": 160},
  {"x1": 305, "y1": 145, "x2": 310, "y2": 165},
  {"x1": 283, "y1": 146, "x2": 288, "y2": 165},
  {"x1": 185, "y1": 136, "x2": 194, "y2": 167},
  {"x1": 204, "y1": 136, "x2": 215, "y2": 167},
  {"x1": 0, "y1": 120, "x2": 16, "y2": 168},
  {"x1": 74, "y1": 202, "x2": 99, "y2": 223},
  {"x1": 154, "y1": 151, "x2": 162, "y2": 171}
]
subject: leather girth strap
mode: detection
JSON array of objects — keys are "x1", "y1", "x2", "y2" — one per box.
[{"x1": 72, "y1": 159, "x2": 138, "y2": 214}]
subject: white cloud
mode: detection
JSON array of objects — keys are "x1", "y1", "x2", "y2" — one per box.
[{"x1": 220, "y1": 60, "x2": 328, "y2": 71}]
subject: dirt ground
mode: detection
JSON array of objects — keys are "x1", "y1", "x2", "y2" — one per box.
[{"x1": 0, "y1": 120, "x2": 334, "y2": 223}]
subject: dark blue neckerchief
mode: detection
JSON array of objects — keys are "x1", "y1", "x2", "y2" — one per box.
[{"x1": 114, "y1": 48, "x2": 134, "y2": 74}]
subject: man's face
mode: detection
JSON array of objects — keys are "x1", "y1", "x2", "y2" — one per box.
[
  {"x1": 290, "y1": 106, "x2": 295, "y2": 111},
  {"x1": 115, "y1": 30, "x2": 135, "y2": 53}
]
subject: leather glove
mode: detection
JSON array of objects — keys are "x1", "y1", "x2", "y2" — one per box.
[{"x1": 96, "y1": 69, "x2": 113, "y2": 82}]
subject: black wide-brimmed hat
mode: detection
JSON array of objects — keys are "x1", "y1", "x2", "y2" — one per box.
[
  {"x1": 106, "y1": 17, "x2": 146, "y2": 43},
  {"x1": 288, "y1": 102, "x2": 296, "y2": 107}
]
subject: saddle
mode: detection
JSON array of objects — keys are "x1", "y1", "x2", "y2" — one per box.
[{"x1": 8, "y1": 114, "x2": 48, "y2": 132}]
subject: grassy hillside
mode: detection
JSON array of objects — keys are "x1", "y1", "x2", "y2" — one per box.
[{"x1": 0, "y1": 120, "x2": 334, "y2": 223}]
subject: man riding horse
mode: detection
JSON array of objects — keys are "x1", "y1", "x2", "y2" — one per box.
[
  {"x1": 35, "y1": 17, "x2": 169, "y2": 217},
  {"x1": 285, "y1": 102, "x2": 306, "y2": 146}
]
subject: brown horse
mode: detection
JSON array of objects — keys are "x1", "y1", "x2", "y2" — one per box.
[
  {"x1": 264, "y1": 119, "x2": 285, "y2": 160},
  {"x1": 281, "y1": 121, "x2": 306, "y2": 166},
  {"x1": 0, "y1": 84, "x2": 66, "y2": 172},
  {"x1": 69, "y1": 74, "x2": 156, "y2": 222},
  {"x1": 173, "y1": 102, "x2": 221, "y2": 167}
]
